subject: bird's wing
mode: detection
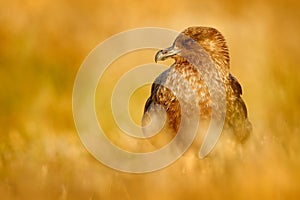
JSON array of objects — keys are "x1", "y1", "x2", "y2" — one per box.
[
  {"x1": 229, "y1": 73, "x2": 242, "y2": 96},
  {"x1": 143, "y1": 83, "x2": 159, "y2": 114},
  {"x1": 142, "y1": 67, "x2": 182, "y2": 147},
  {"x1": 227, "y1": 73, "x2": 252, "y2": 141},
  {"x1": 143, "y1": 68, "x2": 172, "y2": 114}
]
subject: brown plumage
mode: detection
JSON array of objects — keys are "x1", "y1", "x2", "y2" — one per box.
[{"x1": 142, "y1": 27, "x2": 252, "y2": 157}]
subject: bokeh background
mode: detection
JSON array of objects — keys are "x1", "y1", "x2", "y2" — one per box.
[{"x1": 1, "y1": 0, "x2": 300, "y2": 199}]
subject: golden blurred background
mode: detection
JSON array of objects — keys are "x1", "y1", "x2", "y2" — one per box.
[{"x1": 1, "y1": 0, "x2": 300, "y2": 199}]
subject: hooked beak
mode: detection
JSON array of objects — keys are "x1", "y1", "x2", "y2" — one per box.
[{"x1": 155, "y1": 46, "x2": 181, "y2": 63}]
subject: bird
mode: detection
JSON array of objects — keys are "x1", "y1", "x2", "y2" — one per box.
[{"x1": 142, "y1": 26, "x2": 252, "y2": 158}]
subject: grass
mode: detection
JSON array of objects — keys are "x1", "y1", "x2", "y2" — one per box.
[{"x1": 1, "y1": 0, "x2": 300, "y2": 199}]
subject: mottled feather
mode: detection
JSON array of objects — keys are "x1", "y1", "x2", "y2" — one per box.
[{"x1": 142, "y1": 26, "x2": 252, "y2": 155}]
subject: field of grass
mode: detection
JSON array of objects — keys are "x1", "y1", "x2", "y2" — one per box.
[{"x1": 1, "y1": 0, "x2": 300, "y2": 199}]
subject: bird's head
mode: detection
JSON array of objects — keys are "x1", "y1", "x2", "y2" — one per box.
[{"x1": 155, "y1": 27, "x2": 230, "y2": 69}]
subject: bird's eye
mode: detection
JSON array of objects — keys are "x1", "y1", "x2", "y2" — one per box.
[
  {"x1": 183, "y1": 38, "x2": 194, "y2": 45},
  {"x1": 183, "y1": 39, "x2": 190, "y2": 43},
  {"x1": 181, "y1": 38, "x2": 194, "y2": 49}
]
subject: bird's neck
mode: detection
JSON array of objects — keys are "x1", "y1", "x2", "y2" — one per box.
[{"x1": 174, "y1": 51, "x2": 229, "y2": 83}]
